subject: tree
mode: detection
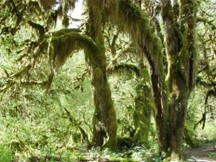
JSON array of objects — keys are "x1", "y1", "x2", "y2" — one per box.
[
  {"x1": 85, "y1": 0, "x2": 117, "y2": 149},
  {"x1": 103, "y1": 0, "x2": 197, "y2": 160}
]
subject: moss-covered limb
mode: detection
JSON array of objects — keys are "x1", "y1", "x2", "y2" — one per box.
[
  {"x1": 85, "y1": 0, "x2": 117, "y2": 150},
  {"x1": 106, "y1": 46, "x2": 138, "y2": 72},
  {"x1": 32, "y1": 39, "x2": 48, "y2": 64},
  {"x1": 107, "y1": 63, "x2": 140, "y2": 77},
  {"x1": 105, "y1": 31, "x2": 119, "y2": 58},
  {"x1": 108, "y1": 0, "x2": 168, "y2": 154},
  {"x1": 48, "y1": 32, "x2": 98, "y2": 72},
  {"x1": 46, "y1": 31, "x2": 98, "y2": 93},
  {"x1": 117, "y1": 0, "x2": 167, "y2": 115},
  {"x1": 117, "y1": 0, "x2": 164, "y2": 77},
  {"x1": 51, "y1": 28, "x2": 81, "y2": 37}
]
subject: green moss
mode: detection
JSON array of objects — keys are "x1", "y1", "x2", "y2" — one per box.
[
  {"x1": 109, "y1": 64, "x2": 140, "y2": 78},
  {"x1": 108, "y1": 157, "x2": 140, "y2": 162},
  {"x1": 133, "y1": 81, "x2": 152, "y2": 145},
  {"x1": 48, "y1": 32, "x2": 99, "y2": 71},
  {"x1": 208, "y1": 152, "x2": 216, "y2": 159},
  {"x1": 92, "y1": 67, "x2": 104, "y2": 85}
]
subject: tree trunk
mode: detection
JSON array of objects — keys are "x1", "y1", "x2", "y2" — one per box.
[
  {"x1": 85, "y1": 0, "x2": 117, "y2": 150},
  {"x1": 161, "y1": 0, "x2": 196, "y2": 160},
  {"x1": 133, "y1": 64, "x2": 152, "y2": 145},
  {"x1": 167, "y1": 70, "x2": 190, "y2": 160}
]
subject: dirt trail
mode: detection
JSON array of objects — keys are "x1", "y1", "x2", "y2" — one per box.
[{"x1": 185, "y1": 144, "x2": 216, "y2": 162}]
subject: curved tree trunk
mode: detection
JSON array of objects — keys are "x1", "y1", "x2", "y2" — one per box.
[{"x1": 85, "y1": 0, "x2": 117, "y2": 150}]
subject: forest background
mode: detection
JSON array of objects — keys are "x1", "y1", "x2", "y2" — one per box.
[{"x1": 0, "y1": 0, "x2": 215, "y2": 161}]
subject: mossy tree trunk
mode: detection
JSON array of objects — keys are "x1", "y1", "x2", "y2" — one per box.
[
  {"x1": 85, "y1": 0, "x2": 117, "y2": 150},
  {"x1": 115, "y1": 0, "x2": 169, "y2": 156},
  {"x1": 133, "y1": 63, "x2": 152, "y2": 145},
  {"x1": 161, "y1": 0, "x2": 196, "y2": 160}
]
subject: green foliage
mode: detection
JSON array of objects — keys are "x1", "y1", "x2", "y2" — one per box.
[
  {"x1": 208, "y1": 152, "x2": 216, "y2": 159},
  {"x1": 107, "y1": 157, "x2": 139, "y2": 162},
  {"x1": 0, "y1": 145, "x2": 14, "y2": 162}
]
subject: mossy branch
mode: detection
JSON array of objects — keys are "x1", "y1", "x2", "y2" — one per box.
[
  {"x1": 49, "y1": 32, "x2": 99, "y2": 70},
  {"x1": 107, "y1": 63, "x2": 140, "y2": 77},
  {"x1": 47, "y1": 31, "x2": 99, "y2": 92},
  {"x1": 109, "y1": 0, "x2": 164, "y2": 80}
]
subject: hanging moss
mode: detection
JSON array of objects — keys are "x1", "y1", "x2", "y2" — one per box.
[
  {"x1": 48, "y1": 32, "x2": 98, "y2": 71},
  {"x1": 62, "y1": 15, "x2": 69, "y2": 28},
  {"x1": 108, "y1": 63, "x2": 140, "y2": 78},
  {"x1": 112, "y1": 0, "x2": 164, "y2": 79}
]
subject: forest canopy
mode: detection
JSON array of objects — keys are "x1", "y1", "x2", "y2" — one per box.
[{"x1": 0, "y1": 0, "x2": 215, "y2": 161}]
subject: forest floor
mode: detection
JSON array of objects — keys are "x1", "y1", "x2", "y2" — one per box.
[{"x1": 185, "y1": 144, "x2": 216, "y2": 162}]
